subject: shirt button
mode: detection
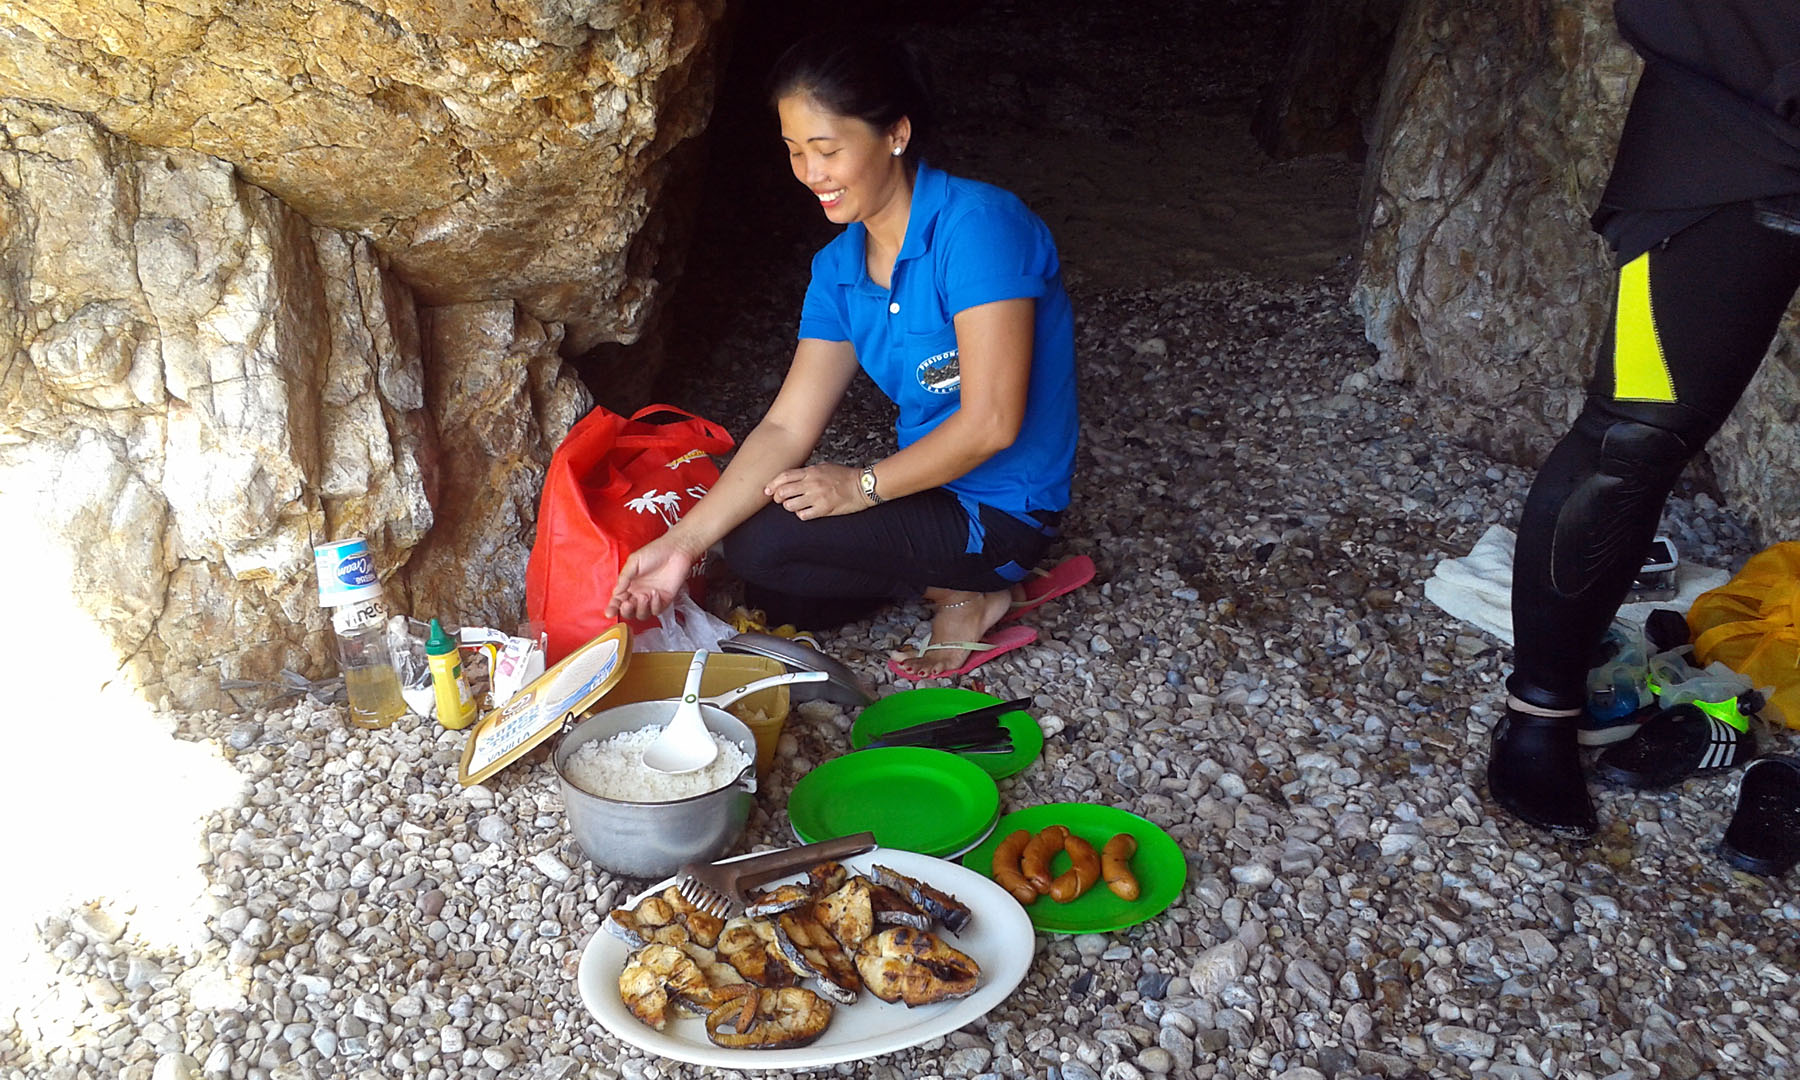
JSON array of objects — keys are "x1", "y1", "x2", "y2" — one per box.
[{"x1": 888, "y1": 302, "x2": 900, "y2": 314}]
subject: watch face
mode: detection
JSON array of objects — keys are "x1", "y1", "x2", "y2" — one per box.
[{"x1": 861, "y1": 470, "x2": 876, "y2": 495}]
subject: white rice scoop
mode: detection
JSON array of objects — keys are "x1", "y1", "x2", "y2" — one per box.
[{"x1": 641, "y1": 650, "x2": 719, "y2": 775}]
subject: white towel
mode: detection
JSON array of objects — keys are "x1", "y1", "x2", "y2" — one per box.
[{"x1": 1423, "y1": 525, "x2": 1733, "y2": 645}]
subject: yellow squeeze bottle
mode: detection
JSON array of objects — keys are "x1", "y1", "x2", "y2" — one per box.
[{"x1": 426, "y1": 618, "x2": 478, "y2": 730}]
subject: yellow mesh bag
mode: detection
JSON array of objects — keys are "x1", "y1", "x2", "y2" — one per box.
[{"x1": 1687, "y1": 542, "x2": 1800, "y2": 729}]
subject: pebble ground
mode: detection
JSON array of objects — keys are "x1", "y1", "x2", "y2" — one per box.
[
  {"x1": 5, "y1": 264, "x2": 1794, "y2": 1080},
  {"x1": 7, "y1": 2, "x2": 1798, "y2": 1078}
]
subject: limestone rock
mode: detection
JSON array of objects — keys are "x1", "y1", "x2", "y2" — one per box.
[
  {"x1": 0, "y1": 0, "x2": 730, "y2": 353},
  {"x1": 402, "y1": 301, "x2": 590, "y2": 632},
  {"x1": 0, "y1": 100, "x2": 588, "y2": 708},
  {"x1": 1353, "y1": 0, "x2": 1800, "y2": 539}
]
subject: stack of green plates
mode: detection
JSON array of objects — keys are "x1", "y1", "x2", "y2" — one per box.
[
  {"x1": 786, "y1": 747, "x2": 1001, "y2": 859},
  {"x1": 849, "y1": 687, "x2": 1045, "y2": 779}
]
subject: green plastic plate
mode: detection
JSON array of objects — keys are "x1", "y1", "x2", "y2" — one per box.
[
  {"x1": 787, "y1": 747, "x2": 1000, "y2": 858},
  {"x1": 959, "y1": 802, "x2": 1188, "y2": 934},
  {"x1": 850, "y1": 688, "x2": 1045, "y2": 780}
]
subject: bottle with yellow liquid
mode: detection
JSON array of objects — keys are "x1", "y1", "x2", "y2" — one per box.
[
  {"x1": 332, "y1": 599, "x2": 408, "y2": 729},
  {"x1": 315, "y1": 536, "x2": 408, "y2": 730},
  {"x1": 426, "y1": 618, "x2": 478, "y2": 730}
]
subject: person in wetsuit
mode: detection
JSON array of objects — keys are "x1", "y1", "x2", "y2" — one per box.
[{"x1": 1488, "y1": 0, "x2": 1800, "y2": 836}]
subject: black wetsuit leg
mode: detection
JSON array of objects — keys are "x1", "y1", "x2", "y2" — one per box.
[
  {"x1": 1513, "y1": 201, "x2": 1800, "y2": 705},
  {"x1": 721, "y1": 490, "x2": 1054, "y2": 630},
  {"x1": 1492, "y1": 200, "x2": 1800, "y2": 835}
]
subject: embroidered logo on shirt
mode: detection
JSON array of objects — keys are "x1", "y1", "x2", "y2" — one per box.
[{"x1": 916, "y1": 349, "x2": 960, "y2": 394}]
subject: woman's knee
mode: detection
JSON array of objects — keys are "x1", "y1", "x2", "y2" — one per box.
[{"x1": 720, "y1": 506, "x2": 803, "y2": 585}]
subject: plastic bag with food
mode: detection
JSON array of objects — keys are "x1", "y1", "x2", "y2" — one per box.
[{"x1": 633, "y1": 589, "x2": 736, "y2": 654}]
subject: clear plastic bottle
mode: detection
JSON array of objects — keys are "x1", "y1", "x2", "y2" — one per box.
[
  {"x1": 1585, "y1": 619, "x2": 1647, "y2": 721},
  {"x1": 332, "y1": 598, "x2": 408, "y2": 729}
]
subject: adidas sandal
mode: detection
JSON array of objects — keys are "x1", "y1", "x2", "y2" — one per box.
[
  {"x1": 1720, "y1": 755, "x2": 1800, "y2": 877},
  {"x1": 998, "y1": 555, "x2": 1095, "y2": 625},
  {"x1": 1593, "y1": 703, "x2": 1756, "y2": 789},
  {"x1": 887, "y1": 624, "x2": 1038, "y2": 681}
]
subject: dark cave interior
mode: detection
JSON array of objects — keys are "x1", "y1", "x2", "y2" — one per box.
[{"x1": 573, "y1": 0, "x2": 1398, "y2": 407}]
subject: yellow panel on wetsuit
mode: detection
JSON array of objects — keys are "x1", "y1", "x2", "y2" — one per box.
[{"x1": 1612, "y1": 252, "x2": 1677, "y2": 403}]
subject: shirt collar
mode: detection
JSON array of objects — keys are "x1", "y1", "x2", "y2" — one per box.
[
  {"x1": 833, "y1": 160, "x2": 948, "y2": 285},
  {"x1": 896, "y1": 160, "x2": 947, "y2": 265}
]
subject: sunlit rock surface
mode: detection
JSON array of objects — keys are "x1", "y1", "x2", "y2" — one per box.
[
  {"x1": 1355, "y1": 0, "x2": 1800, "y2": 539},
  {"x1": 0, "y1": 0, "x2": 728, "y2": 352},
  {"x1": 0, "y1": 101, "x2": 590, "y2": 708}
]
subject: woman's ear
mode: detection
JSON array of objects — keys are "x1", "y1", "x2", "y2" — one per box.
[{"x1": 889, "y1": 116, "x2": 913, "y2": 157}]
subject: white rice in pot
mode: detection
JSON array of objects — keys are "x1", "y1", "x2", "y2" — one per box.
[{"x1": 562, "y1": 727, "x2": 751, "y2": 802}]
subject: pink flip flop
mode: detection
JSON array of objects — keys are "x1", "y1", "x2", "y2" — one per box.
[
  {"x1": 998, "y1": 555, "x2": 1095, "y2": 625},
  {"x1": 887, "y1": 624, "x2": 1039, "y2": 682}
]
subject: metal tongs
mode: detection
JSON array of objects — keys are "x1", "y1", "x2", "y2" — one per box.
[
  {"x1": 863, "y1": 696, "x2": 1032, "y2": 753},
  {"x1": 675, "y1": 832, "x2": 878, "y2": 918}
]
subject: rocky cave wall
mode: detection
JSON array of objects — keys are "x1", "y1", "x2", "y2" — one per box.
[
  {"x1": 0, "y1": 0, "x2": 731, "y2": 709},
  {"x1": 1355, "y1": 0, "x2": 1800, "y2": 541},
  {"x1": 0, "y1": 101, "x2": 592, "y2": 709},
  {"x1": 0, "y1": 0, "x2": 728, "y2": 354}
]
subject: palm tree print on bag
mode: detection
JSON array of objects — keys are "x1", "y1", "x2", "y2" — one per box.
[{"x1": 625, "y1": 489, "x2": 683, "y2": 527}]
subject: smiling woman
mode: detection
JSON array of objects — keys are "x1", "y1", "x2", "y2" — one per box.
[{"x1": 606, "y1": 28, "x2": 1084, "y2": 682}]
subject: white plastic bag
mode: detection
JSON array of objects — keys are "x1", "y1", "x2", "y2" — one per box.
[{"x1": 633, "y1": 588, "x2": 735, "y2": 653}]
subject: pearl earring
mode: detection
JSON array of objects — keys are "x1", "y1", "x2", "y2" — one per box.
[{"x1": 892, "y1": 146, "x2": 904, "y2": 156}]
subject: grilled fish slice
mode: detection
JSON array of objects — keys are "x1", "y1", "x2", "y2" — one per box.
[
  {"x1": 775, "y1": 912, "x2": 862, "y2": 1005},
  {"x1": 679, "y1": 940, "x2": 748, "y2": 996},
  {"x1": 867, "y1": 882, "x2": 933, "y2": 930},
  {"x1": 704, "y1": 986, "x2": 834, "y2": 1049},
  {"x1": 812, "y1": 877, "x2": 876, "y2": 951},
  {"x1": 744, "y1": 881, "x2": 815, "y2": 917},
  {"x1": 807, "y1": 861, "x2": 849, "y2": 896},
  {"x1": 717, "y1": 918, "x2": 798, "y2": 988},
  {"x1": 605, "y1": 886, "x2": 725, "y2": 950},
  {"x1": 744, "y1": 860, "x2": 852, "y2": 917},
  {"x1": 870, "y1": 865, "x2": 973, "y2": 934},
  {"x1": 854, "y1": 927, "x2": 982, "y2": 1007},
  {"x1": 666, "y1": 886, "x2": 725, "y2": 947},
  {"x1": 618, "y1": 943, "x2": 718, "y2": 1029}
]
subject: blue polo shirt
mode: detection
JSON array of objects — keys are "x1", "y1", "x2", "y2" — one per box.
[{"x1": 797, "y1": 161, "x2": 1078, "y2": 524}]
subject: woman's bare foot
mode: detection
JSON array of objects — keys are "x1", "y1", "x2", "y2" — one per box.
[{"x1": 889, "y1": 586, "x2": 1018, "y2": 678}]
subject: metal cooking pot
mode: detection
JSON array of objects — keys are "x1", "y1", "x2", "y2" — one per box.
[{"x1": 553, "y1": 698, "x2": 759, "y2": 878}]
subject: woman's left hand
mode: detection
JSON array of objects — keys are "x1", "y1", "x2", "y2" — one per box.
[{"x1": 765, "y1": 463, "x2": 867, "y2": 519}]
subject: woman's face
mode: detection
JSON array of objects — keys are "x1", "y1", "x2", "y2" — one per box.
[{"x1": 778, "y1": 93, "x2": 910, "y2": 228}]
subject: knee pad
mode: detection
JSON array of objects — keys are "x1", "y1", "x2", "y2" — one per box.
[{"x1": 1547, "y1": 403, "x2": 1696, "y2": 597}]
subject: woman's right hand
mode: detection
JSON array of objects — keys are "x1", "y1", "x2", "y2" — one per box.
[{"x1": 605, "y1": 535, "x2": 701, "y2": 622}]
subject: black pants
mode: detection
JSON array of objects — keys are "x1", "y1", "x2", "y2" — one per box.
[
  {"x1": 1510, "y1": 200, "x2": 1800, "y2": 709},
  {"x1": 721, "y1": 489, "x2": 1057, "y2": 629}
]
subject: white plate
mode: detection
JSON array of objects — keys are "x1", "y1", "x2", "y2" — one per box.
[{"x1": 577, "y1": 847, "x2": 1035, "y2": 1070}]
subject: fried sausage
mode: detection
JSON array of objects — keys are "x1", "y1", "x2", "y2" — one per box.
[
  {"x1": 1021, "y1": 826, "x2": 1069, "y2": 891},
  {"x1": 989, "y1": 828, "x2": 1039, "y2": 905},
  {"x1": 1101, "y1": 833, "x2": 1140, "y2": 900},
  {"x1": 1048, "y1": 835, "x2": 1101, "y2": 903}
]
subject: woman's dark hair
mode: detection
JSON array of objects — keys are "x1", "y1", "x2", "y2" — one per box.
[{"x1": 767, "y1": 29, "x2": 937, "y2": 158}]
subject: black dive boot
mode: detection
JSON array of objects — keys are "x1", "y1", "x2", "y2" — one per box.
[{"x1": 1487, "y1": 707, "x2": 1597, "y2": 838}]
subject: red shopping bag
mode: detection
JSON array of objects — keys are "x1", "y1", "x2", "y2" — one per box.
[{"x1": 526, "y1": 403, "x2": 734, "y2": 663}]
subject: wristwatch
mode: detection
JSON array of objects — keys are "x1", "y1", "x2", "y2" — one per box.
[{"x1": 859, "y1": 464, "x2": 884, "y2": 505}]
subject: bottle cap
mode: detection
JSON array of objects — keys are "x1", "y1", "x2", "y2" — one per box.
[
  {"x1": 427, "y1": 618, "x2": 457, "y2": 656},
  {"x1": 315, "y1": 538, "x2": 383, "y2": 607}
]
